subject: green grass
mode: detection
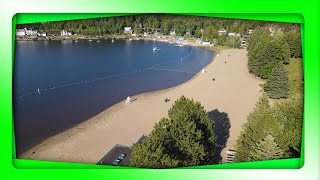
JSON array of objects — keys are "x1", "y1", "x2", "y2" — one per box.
[{"x1": 286, "y1": 58, "x2": 304, "y2": 97}]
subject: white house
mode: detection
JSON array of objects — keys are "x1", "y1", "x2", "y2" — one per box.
[
  {"x1": 60, "y1": 30, "x2": 71, "y2": 36},
  {"x1": 123, "y1": 27, "x2": 133, "y2": 34},
  {"x1": 218, "y1": 29, "x2": 227, "y2": 35},
  {"x1": 16, "y1": 29, "x2": 26, "y2": 36},
  {"x1": 169, "y1": 30, "x2": 176, "y2": 35},
  {"x1": 247, "y1": 28, "x2": 254, "y2": 35},
  {"x1": 227, "y1": 32, "x2": 236, "y2": 37},
  {"x1": 37, "y1": 31, "x2": 47, "y2": 37},
  {"x1": 25, "y1": 28, "x2": 37, "y2": 36}
]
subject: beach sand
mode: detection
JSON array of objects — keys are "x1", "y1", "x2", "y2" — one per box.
[{"x1": 20, "y1": 48, "x2": 263, "y2": 164}]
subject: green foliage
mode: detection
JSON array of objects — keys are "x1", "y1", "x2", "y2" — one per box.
[
  {"x1": 247, "y1": 27, "x2": 299, "y2": 80},
  {"x1": 284, "y1": 30, "x2": 302, "y2": 58},
  {"x1": 19, "y1": 15, "x2": 299, "y2": 50},
  {"x1": 130, "y1": 96, "x2": 216, "y2": 168},
  {"x1": 264, "y1": 63, "x2": 290, "y2": 99},
  {"x1": 286, "y1": 58, "x2": 304, "y2": 97},
  {"x1": 249, "y1": 135, "x2": 284, "y2": 161},
  {"x1": 234, "y1": 95, "x2": 303, "y2": 162}
]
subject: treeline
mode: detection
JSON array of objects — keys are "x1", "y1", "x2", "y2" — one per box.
[
  {"x1": 234, "y1": 95, "x2": 303, "y2": 162},
  {"x1": 18, "y1": 14, "x2": 299, "y2": 47},
  {"x1": 247, "y1": 26, "x2": 302, "y2": 98}
]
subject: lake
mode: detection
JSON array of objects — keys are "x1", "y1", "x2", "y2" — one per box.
[{"x1": 13, "y1": 39, "x2": 214, "y2": 155}]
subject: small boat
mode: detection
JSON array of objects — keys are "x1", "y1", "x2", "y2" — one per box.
[
  {"x1": 96, "y1": 40, "x2": 100, "y2": 43},
  {"x1": 153, "y1": 40, "x2": 160, "y2": 51},
  {"x1": 37, "y1": 88, "x2": 40, "y2": 94},
  {"x1": 75, "y1": 40, "x2": 78, "y2": 43},
  {"x1": 88, "y1": 39, "x2": 92, "y2": 42},
  {"x1": 111, "y1": 39, "x2": 114, "y2": 43},
  {"x1": 175, "y1": 44, "x2": 184, "y2": 47},
  {"x1": 128, "y1": 38, "x2": 133, "y2": 41}
]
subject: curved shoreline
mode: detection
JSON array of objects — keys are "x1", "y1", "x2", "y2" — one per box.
[{"x1": 20, "y1": 48, "x2": 263, "y2": 164}]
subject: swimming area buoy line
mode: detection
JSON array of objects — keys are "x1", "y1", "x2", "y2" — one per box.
[{"x1": 15, "y1": 48, "x2": 196, "y2": 102}]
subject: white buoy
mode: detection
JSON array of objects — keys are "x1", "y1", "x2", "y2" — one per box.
[
  {"x1": 37, "y1": 88, "x2": 40, "y2": 94},
  {"x1": 202, "y1": 69, "x2": 205, "y2": 74},
  {"x1": 126, "y1": 96, "x2": 132, "y2": 104}
]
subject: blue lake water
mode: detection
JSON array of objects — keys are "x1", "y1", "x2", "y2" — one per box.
[{"x1": 13, "y1": 39, "x2": 214, "y2": 155}]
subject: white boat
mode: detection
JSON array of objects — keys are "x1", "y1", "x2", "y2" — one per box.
[
  {"x1": 175, "y1": 44, "x2": 184, "y2": 47},
  {"x1": 96, "y1": 40, "x2": 100, "y2": 43},
  {"x1": 88, "y1": 39, "x2": 92, "y2": 42},
  {"x1": 37, "y1": 88, "x2": 40, "y2": 94},
  {"x1": 128, "y1": 38, "x2": 133, "y2": 41},
  {"x1": 75, "y1": 40, "x2": 78, "y2": 43},
  {"x1": 153, "y1": 40, "x2": 160, "y2": 51},
  {"x1": 111, "y1": 39, "x2": 114, "y2": 43}
]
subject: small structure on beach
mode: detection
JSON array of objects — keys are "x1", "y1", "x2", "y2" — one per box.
[
  {"x1": 202, "y1": 68, "x2": 206, "y2": 74},
  {"x1": 226, "y1": 149, "x2": 236, "y2": 163},
  {"x1": 97, "y1": 134, "x2": 148, "y2": 166},
  {"x1": 126, "y1": 96, "x2": 132, "y2": 104}
]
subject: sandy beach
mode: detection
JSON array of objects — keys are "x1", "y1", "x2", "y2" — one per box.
[{"x1": 20, "y1": 48, "x2": 263, "y2": 164}]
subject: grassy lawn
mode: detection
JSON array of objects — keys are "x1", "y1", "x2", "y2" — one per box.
[{"x1": 286, "y1": 58, "x2": 304, "y2": 97}]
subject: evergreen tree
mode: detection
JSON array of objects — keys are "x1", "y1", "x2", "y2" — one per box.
[
  {"x1": 284, "y1": 30, "x2": 302, "y2": 58},
  {"x1": 234, "y1": 95, "x2": 283, "y2": 162},
  {"x1": 130, "y1": 96, "x2": 216, "y2": 168},
  {"x1": 264, "y1": 63, "x2": 290, "y2": 99},
  {"x1": 234, "y1": 95, "x2": 303, "y2": 162},
  {"x1": 249, "y1": 135, "x2": 284, "y2": 161}
]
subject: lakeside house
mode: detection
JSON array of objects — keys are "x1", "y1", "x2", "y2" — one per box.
[
  {"x1": 16, "y1": 28, "x2": 47, "y2": 37},
  {"x1": 247, "y1": 28, "x2": 254, "y2": 35},
  {"x1": 37, "y1": 31, "x2": 47, "y2": 37},
  {"x1": 175, "y1": 36, "x2": 184, "y2": 41},
  {"x1": 123, "y1": 27, "x2": 133, "y2": 34},
  {"x1": 169, "y1": 30, "x2": 176, "y2": 35},
  {"x1": 227, "y1": 32, "x2": 241, "y2": 37},
  {"x1": 16, "y1": 29, "x2": 26, "y2": 36},
  {"x1": 97, "y1": 135, "x2": 148, "y2": 166},
  {"x1": 218, "y1": 29, "x2": 227, "y2": 35},
  {"x1": 60, "y1": 30, "x2": 72, "y2": 36},
  {"x1": 153, "y1": 28, "x2": 161, "y2": 35}
]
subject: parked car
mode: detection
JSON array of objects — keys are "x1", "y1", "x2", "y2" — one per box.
[
  {"x1": 112, "y1": 159, "x2": 121, "y2": 166},
  {"x1": 118, "y1": 153, "x2": 126, "y2": 160}
]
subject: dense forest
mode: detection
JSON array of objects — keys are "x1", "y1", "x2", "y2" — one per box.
[{"x1": 17, "y1": 14, "x2": 299, "y2": 47}]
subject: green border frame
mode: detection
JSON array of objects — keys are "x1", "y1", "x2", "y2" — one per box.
[
  {"x1": 11, "y1": 13, "x2": 305, "y2": 169},
  {"x1": 1, "y1": 0, "x2": 319, "y2": 179}
]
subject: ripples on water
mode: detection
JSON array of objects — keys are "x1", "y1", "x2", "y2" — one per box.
[{"x1": 13, "y1": 39, "x2": 214, "y2": 155}]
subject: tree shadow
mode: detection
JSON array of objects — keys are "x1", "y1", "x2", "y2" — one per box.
[{"x1": 208, "y1": 109, "x2": 231, "y2": 164}]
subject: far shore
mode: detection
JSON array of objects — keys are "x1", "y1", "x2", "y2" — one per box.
[{"x1": 20, "y1": 48, "x2": 263, "y2": 164}]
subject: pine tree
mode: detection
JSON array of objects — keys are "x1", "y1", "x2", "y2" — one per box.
[
  {"x1": 264, "y1": 63, "x2": 290, "y2": 99},
  {"x1": 130, "y1": 96, "x2": 216, "y2": 168},
  {"x1": 234, "y1": 95, "x2": 282, "y2": 162},
  {"x1": 249, "y1": 135, "x2": 284, "y2": 161}
]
